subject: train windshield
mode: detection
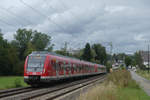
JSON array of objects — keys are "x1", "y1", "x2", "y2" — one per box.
[{"x1": 27, "y1": 56, "x2": 46, "y2": 72}]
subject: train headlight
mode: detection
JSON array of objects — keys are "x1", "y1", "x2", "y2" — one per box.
[{"x1": 43, "y1": 68, "x2": 46, "y2": 73}]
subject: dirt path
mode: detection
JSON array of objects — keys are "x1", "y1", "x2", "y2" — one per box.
[{"x1": 130, "y1": 71, "x2": 150, "y2": 96}]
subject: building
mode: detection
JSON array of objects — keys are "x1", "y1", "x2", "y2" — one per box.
[
  {"x1": 68, "y1": 48, "x2": 81, "y2": 55},
  {"x1": 140, "y1": 51, "x2": 150, "y2": 66}
]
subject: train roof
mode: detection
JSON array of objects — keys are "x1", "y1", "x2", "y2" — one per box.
[{"x1": 30, "y1": 51, "x2": 105, "y2": 67}]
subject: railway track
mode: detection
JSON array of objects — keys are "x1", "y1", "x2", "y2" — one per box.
[
  {"x1": 32, "y1": 75, "x2": 106, "y2": 100},
  {"x1": 1, "y1": 75, "x2": 106, "y2": 100},
  {"x1": 0, "y1": 86, "x2": 36, "y2": 98}
]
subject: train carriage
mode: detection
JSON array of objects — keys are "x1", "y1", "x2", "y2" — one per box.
[{"x1": 24, "y1": 51, "x2": 106, "y2": 86}]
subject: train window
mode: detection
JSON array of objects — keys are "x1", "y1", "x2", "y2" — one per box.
[
  {"x1": 51, "y1": 60, "x2": 56, "y2": 70},
  {"x1": 77, "y1": 64, "x2": 79, "y2": 72},
  {"x1": 71, "y1": 63, "x2": 74, "y2": 72},
  {"x1": 27, "y1": 56, "x2": 45, "y2": 72},
  {"x1": 79, "y1": 64, "x2": 81, "y2": 72},
  {"x1": 58, "y1": 62, "x2": 62, "y2": 71},
  {"x1": 66, "y1": 62, "x2": 71, "y2": 71}
]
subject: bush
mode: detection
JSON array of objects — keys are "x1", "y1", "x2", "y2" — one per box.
[
  {"x1": 77, "y1": 69, "x2": 150, "y2": 100},
  {"x1": 106, "y1": 62, "x2": 112, "y2": 73},
  {"x1": 14, "y1": 79, "x2": 22, "y2": 88},
  {"x1": 106, "y1": 69, "x2": 138, "y2": 88},
  {"x1": 78, "y1": 82, "x2": 117, "y2": 100}
]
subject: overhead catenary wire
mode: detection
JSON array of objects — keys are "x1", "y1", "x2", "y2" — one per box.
[
  {"x1": 43, "y1": 0, "x2": 56, "y2": 12},
  {"x1": 0, "y1": 7, "x2": 34, "y2": 26},
  {"x1": 0, "y1": 18, "x2": 17, "y2": 28},
  {"x1": 20, "y1": 0, "x2": 66, "y2": 32},
  {"x1": 59, "y1": 0, "x2": 80, "y2": 20},
  {"x1": 0, "y1": 6, "x2": 40, "y2": 30},
  {"x1": 43, "y1": 0, "x2": 69, "y2": 26},
  {"x1": 0, "y1": 7, "x2": 25, "y2": 27}
]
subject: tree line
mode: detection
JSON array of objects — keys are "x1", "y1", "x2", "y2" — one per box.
[
  {"x1": 0, "y1": 29, "x2": 53, "y2": 75},
  {"x1": 0, "y1": 28, "x2": 108, "y2": 76}
]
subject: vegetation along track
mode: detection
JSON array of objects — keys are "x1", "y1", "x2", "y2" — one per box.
[{"x1": 1, "y1": 75, "x2": 106, "y2": 100}]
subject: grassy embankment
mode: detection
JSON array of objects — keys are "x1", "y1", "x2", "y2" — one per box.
[
  {"x1": 78, "y1": 69, "x2": 150, "y2": 100},
  {"x1": 0, "y1": 76, "x2": 28, "y2": 90},
  {"x1": 136, "y1": 70, "x2": 150, "y2": 80}
]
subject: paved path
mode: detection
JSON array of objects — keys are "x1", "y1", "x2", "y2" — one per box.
[{"x1": 130, "y1": 71, "x2": 150, "y2": 96}]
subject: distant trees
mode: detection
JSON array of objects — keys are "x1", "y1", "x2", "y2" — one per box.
[
  {"x1": 125, "y1": 56, "x2": 132, "y2": 68},
  {"x1": 134, "y1": 52, "x2": 144, "y2": 69},
  {"x1": 92, "y1": 44, "x2": 107, "y2": 64},
  {"x1": 55, "y1": 42, "x2": 107, "y2": 65},
  {"x1": 82, "y1": 43, "x2": 92, "y2": 61},
  {"x1": 113, "y1": 53, "x2": 126, "y2": 62},
  {"x1": 55, "y1": 42, "x2": 69, "y2": 56},
  {"x1": 81, "y1": 43, "x2": 107, "y2": 64}
]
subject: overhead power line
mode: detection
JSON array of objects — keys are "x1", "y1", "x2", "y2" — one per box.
[{"x1": 20, "y1": 0, "x2": 66, "y2": 32}]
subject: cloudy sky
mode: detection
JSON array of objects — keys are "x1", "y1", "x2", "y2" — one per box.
[{"x1": 0, "y1": 0, "x2": 150, "y2": 54}]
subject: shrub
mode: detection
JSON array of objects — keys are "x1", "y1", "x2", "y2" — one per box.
[
  {"x1": 78, "y1": 82, "x2": 117, "y2": 100},
  {"x1": 14, "y1": 78, "x2": 22, "y2": 88},
  {"x1": 106, "y1": 69, "x2": 136, "y2": 88},
  {"x1": 106, "y1": 62, "x2": 112, "y2": 73}
]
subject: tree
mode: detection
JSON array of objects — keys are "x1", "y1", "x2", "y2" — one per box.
[
  {"x1": 47, "y1": 44, "x2": 54, "y2": 52},
  {"x1": 71, "y1": 49, "x2": 84, "y2": 59},
  {"x1": 55, "y1": 42, "x2": 70, "y2": 56},
  {"x1": 82, "y1": 43, "x2": 92, "y2": 61},
  {"x1": 134, "y1": 51, "x2": 144, "y2": 69},
  {"x1": 13, "y1": 28, "x2": 52, "y2": 60},
  {"x1": 90, "y1": 48, "x2": 97, "y2": 63},
  {"x1": 32, "y1": 31, "x2": 51, "y2": 51},
  {"x1": 14, "y1": 28, "x2": 33, "y2": 60},
  {"x1": 92, "y1": 44, "x2": 107, "y2": 64},
  {"x1": 125, "y1": 56, "x2": 132, "y2": 68},
  {"x1": 24, "y1": 42, "x2": 36, "y2": 57},
  {"x1": 0, "y1": 32, "x2": 19, "y2": 75}
]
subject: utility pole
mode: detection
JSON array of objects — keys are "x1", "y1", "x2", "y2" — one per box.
[
  {"x1": 110, "y1": 42, "x2": 113, "y2": 66},
  {"x1": 148, "y1": 44, "x2": 149, "y2": 73}
]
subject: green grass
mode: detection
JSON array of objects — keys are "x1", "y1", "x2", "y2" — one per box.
[
  {"x1": 136, "y1": 70, "x2": 150, "y2": 80},
  {"x1": 117, "y1": 87, "x2": 150, "y2": 100},
  {"x1": 0, "y1": 76, "x2": 28, "y2": 90}
]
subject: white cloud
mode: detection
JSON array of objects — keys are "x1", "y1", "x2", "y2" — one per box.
[
  {"x1": 0, "y1": 0, "x2": 150, "y2": 53},
  {"x1": 105, "y1": 6, "x2": 129, "y2": 14}
]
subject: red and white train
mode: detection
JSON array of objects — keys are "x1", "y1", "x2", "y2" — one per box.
[{"x1": 24, "y1": 51, "x2": 106, "y2": 86}]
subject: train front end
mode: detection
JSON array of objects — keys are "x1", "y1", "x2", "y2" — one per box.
[{"x1": 24, "y1": 52, "x2": 48, "y2": 86}]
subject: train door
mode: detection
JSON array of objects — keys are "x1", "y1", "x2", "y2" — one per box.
[
  {"x1": 68, "y1": 62, "x2": 71, "y2": 77},
  {"x1": 63, "y1": 61, "x2": 66, "y2": 77},
  {"x1": 71, "y1": 62, "x2": 74, "y2": 75},
  {"x1": 51, "y1": 59, "x2": 56, "y2": 77},
  {"x1": 65, "y1": 61, "x2": 70, "y2": 76},
  {"x1": 58, "y1": 61, "x2": 63, "y2": 76},
  {"x1": 56, "y1": 60, "x2": 59, "y2": 78}
]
